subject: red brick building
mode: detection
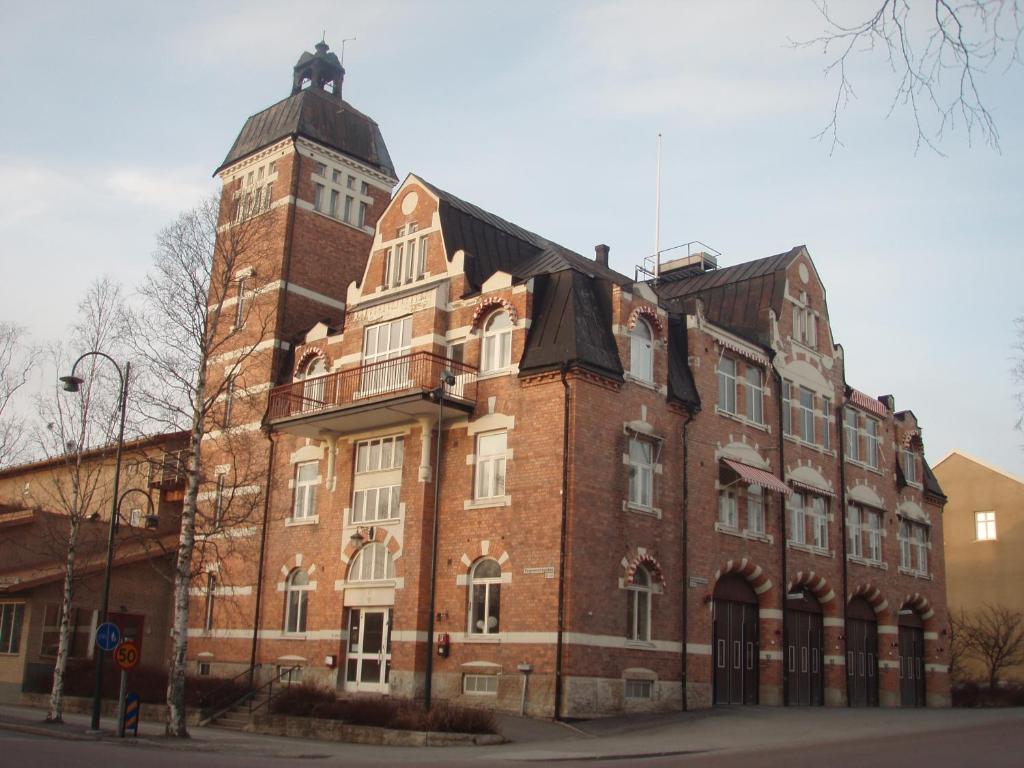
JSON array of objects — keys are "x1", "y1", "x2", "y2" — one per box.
[{"x1": 187, "y1": 42, "x2": 951, "y2": 716}]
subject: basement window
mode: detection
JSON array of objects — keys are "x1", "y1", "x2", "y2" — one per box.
[
  {"x1": 625, "y1": 679, "x2": 653, "y2": 699},
  {"x1": 463, "y1": 674, "x2": 498, "y2": 695}
]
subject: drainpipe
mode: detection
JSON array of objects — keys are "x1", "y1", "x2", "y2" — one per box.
[
  {"x1": 553, "y1": 364, "x2": 571, "y2": 720},
  {"x1": 837, "y1": 362, "x2": 850, "y2": 706},
  {"x1": 249, "y1": 431, "x2": 275, "y2": 683},
  {"x1": 424, "y1": 373, "x2": 452, "y2": 709},
  {"x1": 772, "y1": 361, "x2": 789, "y2": 706},
  {"x1": 680, "y1": 409, "x2": 694, "y2": 711}
]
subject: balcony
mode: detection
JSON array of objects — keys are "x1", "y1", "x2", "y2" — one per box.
[
  {"x1": 267, "y1": 351, "x2": 478, "y2": 437},
  {"x1": 148, "y1": 448, "x2": 189, "y2": 489}
]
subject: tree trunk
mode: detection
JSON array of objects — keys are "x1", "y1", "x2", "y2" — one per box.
[
  {"x1": 165, "y1": 391, "x2": 205, "y2": 737},
  {"x1": 46, "y1": 517, "x2": 80, "y2": 722}
]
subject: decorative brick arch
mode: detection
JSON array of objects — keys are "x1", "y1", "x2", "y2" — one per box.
[
  {"x1": 848, "y1": 582, "x2": 891, "y2": 621},
  {"x1": 458, "y1": 540, "x2": 510, "y2": 571},
  {"x1": 901, "y1": 431, "x2": 923, "y2": 451},
  {"x1": 341, "y1": 525, "x2": 401, "y2": 566},
  {"x1": 471, "y1": 297, "x2": 517, "y2": 330},
  {"x1": 623, "y1": 552, "x2": 667, "y2": 587},
  {"x1": 628, "y1": 306, "x2": 664, "y2": 338},
  {"x1": 293, "y1": 348, "x2": 330, "y2": 379},
  {"x1": 788, "y1": 570, "x2": 837, "y2": 614},
  {"x1": 901, "y1": 592, "x2": 935, "y2": 622},
  {"x1": 277, "y1": 553, "x2": 316, "y2": 590},
  {"x1": 712, "y1": 558, "x2": 773, "y2": 600}
]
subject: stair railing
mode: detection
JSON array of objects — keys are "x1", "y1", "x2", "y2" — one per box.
[
  {"x1": 248, "y1": 665, "x2": 302, "y2": 716},
  {"x1": 197, "y1": 664, "x2": 261, "y2": 726}
]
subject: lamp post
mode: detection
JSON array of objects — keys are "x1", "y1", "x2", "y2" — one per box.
[
  {"x1": 423, "y1": 368, "x2": 455, "y2": 710},
  {"x1": 60, "y1": 352, "x2": 130, "y2": 732}
]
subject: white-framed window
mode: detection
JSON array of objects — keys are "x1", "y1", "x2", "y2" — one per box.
[
  {"x1": 626, "y1": 566, "x2": 652, "y2": 642},
  {"x1": 355, "y1": 435, "x2": 404, "y2": 473},
  {"x1": 625, "y1": 679, "x2": 653, "y2": 699},
  {"x1": 348, "y1": 542, "x2": 395, "y2": 582},
  {"x1": 793, "y1": 292, "x2": 817, "y2": 348},
  {"x1": 385, "y1": 225, "x2": 429, "y2": 288},
  {"x1": 314, "y1": 161, "x2": 327, "y2": 177},
  {"x1": 352, "y1": 435, "x2": 404, "y2": 524},
  {"x1": 468, "y1": 558, "x2": 502, "y2": 635},
  {"x1": 745, "y1": 367, "x2": 763, "y2": 424},
  {"x1": 821, "y1": 396, "x2": 831, "y2": 449},
  {"x1": 463, "y1": 674, "x2": 498, "y2": 695},
  {"x1": 844, "y1": 408, "x2": 859, "y2": 461},
  {"x1": 628, "y1": 437, "x2": 654, "y2": 510},
  {"x1": 747, "y1": 484, "x2": 765, "y2": 536},
  {"x1": 913, "y1": 525, "x2": 929, "y2": 574},
  {"x1": 474, "y1": 431, "x2": 508, "y2": 500},
  {"x1": 213, "y1": 474, "x2": 226, "y2": 526},
  {"x1": 847, "y1": 504, "x2": 863, "y2": 558},
  {"x1": 300, "y1": 356, "x2": 328, "y2": 409},
  {"x1": 975, "y1": 510, "x2": 997, "y2": 541},
  {"x1": 293, "y1": 461, "x2": 318, "y2": 520},
  {"x1": 223, "y1": 376, "x2": 236, "y2": 427},
  {"x1": 313, "y1": 182, "x2": 325, "y2": 212},
  {"x1": 351, "y1": 486, "x2": 400, "y2": 524},
  {"x1": 204, "y1": 573, "x2": 216, "y2": 632},
  {"x1": 234, "y1": 161, "x2": 274, "y2": 222},
  {"x1": 0, "y1": 603, "x2": 25, "y2": 654},
  {"x1": 718, "y1": 486, "x2": 738, "y2": 529},
  {"x1": 361, "y1": 316, "x2": 412, "y2": 395},
  {"x1": 798, "y1": 387, "x2": 815, "y2": 444},
  {"x1": 865, "y1": 418, "x2": 881, "y2": 469},
  {"x1": 866, "y1": 509, "x2": 883, "y2": 563},
  {"x1": 782, "y1": 379, "x2": 793, "y2": 435},
  {"x1": 329, "y1": 188, "x2": 340, "y2": 218},
  {"x1": 898, "y1": 521, "x2": 913, "y2": 570},
  {"x1": 481, "y1": 311, "x2": 513, "y2": 373},
  {"x1": 233, "y1": 276, "x2": 248, "y2": 330},
  {"x1": 284, "y1": 569, "x2": 310, "y2": 633},
  {"x1": 810, "y1": 495, "x2": 828, "y2": 549},
  {"x1": 630, "y1": 319, "x2": 654, "y2": 382},
  {"x1": 901, "y1": 449, "x2": 918, "y2": 484},
  {"x1": 717, "y1": 356, "x2": 737, "y2": 414},
  {"x1": 788, "y1": 491, "x2": 807, "y2": 545}
]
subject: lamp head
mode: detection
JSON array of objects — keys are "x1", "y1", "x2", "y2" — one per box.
[
  {"x1": 440, "y1": 370, "x2": 456, "y2": 387},
  {"x1": 59, "y1": 375, "x2": 84, "y2": 393},
  {"x1": 349, "y1": 530, "x2": 366, "y2": 548}
]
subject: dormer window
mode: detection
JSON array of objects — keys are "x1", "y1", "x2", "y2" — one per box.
[
  {"x1": 629, "y1": 319, "x2": 654, "y2": 382},
  {"x1": 901, "y1": 449, "x2": 918, "y2": 484},
  {"x1": 385, "y1": 228, "x2": 429, "y2": 289},
  {"x1": 481, "y1": 311, "x2": 513, "y2": 373},
  {"x1": 792, "y1": 291, "x2": 818, "y2": 349}
]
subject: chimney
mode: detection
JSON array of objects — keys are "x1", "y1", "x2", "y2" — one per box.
[
  {"x1": 595, "y1": 244, "x2": 609, "y2": 267},
  {"x1": 878, "y1": 394, "x2": 895, "y2": 412}
]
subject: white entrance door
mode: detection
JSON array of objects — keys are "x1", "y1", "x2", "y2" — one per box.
[{"x1": 345, "y1": 608, "x2": 392, "y2": 693}]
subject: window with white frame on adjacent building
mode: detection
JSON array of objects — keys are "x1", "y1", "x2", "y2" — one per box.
[
  {"x1": 718, "y1": 485, "x2": 738, "y2": 529},
  {"x1": 626, "y1": 566, "x2": 653, "y2": 642},
  {"x1": 788, "y1": 491, "x2": 829, "y2": 550},
  {"x1": 292, "y1": 461, "x2": 319, "y2": 520},
  {"x1": 844, "y1": 408, "x2": 859, "y2": 461},
  {"x1": 481, "y1": 311, "x2": 513, "y2": 373},
  {"x1": 821, "y1": 396, "x2": 831, "y2": 449},
  {"x1": 866, "y1": 509, "x2": 883, "y2": 562},
  {"x1": 233, "y1": 276, "x2": 248, "y2": 329},
  {"x1": 468, "y1": 558, "x2": 501, "y2": 635},
  {"x1": 810, "y1": 495, "x2": 828, "y2": 549},
  {"x1": 204, "y1": 573, "x2": 216, "y2": 632},
  {"x1": 627, "y1": 437, "x2": 655, "y2": 511},
  {"x1": 782, "y1": 379, "x2": 793, "y2": 435},
  {"x1": 717, "y1": 465, "x2": 765, "y2": 537},
  {"x1": 847, "y1": 504, "x2": 863, "y2": 558},
  {"x1": 351, "y1": 435, "x2": 404, "y2": 524},
  {"x1": 313, "y1": 182, "x2": 325, "y2": 212},
  {"x1": 901, "y1": 449, "x2": 918, "y2": 484},
  {"x1": 630, "y1": 319, "x2": 654, "y2": 382},
  {"x1": 847, "y1": 503, "x2": 884, "y2": 564},
  {"x1": 625, "y1": 678, "x2": 653, "y2": 699},
  {"x1": 975, "y1": 510, "x2": 997, "y2": 541},
  {"x1": 792, "y1": 291, "x2": 818, "y2": 349},
  {"x1": 234, "y1": 162, "x2": 274, "y2": 222},
  {"x1": 348, "y1": 542, "x2": 395, "y2": 582},
  {"x1": 213, "y1": 474, "x2": 226, "y2": 527},
  {"x1": 361, "y1": 316, "x2": 412, "y2": 395},
  {"x1": 899, "y1": 520, "x2": 929, "y2": 575},
  {"x1": 385, "y1": 224, "x2": 430, "y2": 288},
  {"x1": 474, "y1": 431, "x2": 508, "y2": 501},
  {"x1": 284, "y1": 569, "x2": 310, "y2": 633},
  {"x1": 463, "y1": 674, "x2": 498, "y2": 695},
  {"x1": 747, "y1": 484, "x2": 765, "y2": 536},
  {"x1": 745, "y1": 367, "x2": 764, "y2": 425},
  {"x1": 865, "y1": 418, "x2": 881, "y2": 469},
  {"x1": 798, "y1": 387, "x2": 815, "y2": 444},
  {"x1": 717, "y1": 356, "x2": 737, "y2": 414}
]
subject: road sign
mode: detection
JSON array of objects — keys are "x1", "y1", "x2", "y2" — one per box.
[
  {"x1": 95, "y1": 622, "x2": 121, "y2": 651},
  {"x1": 115, "y1": 640, "x2": 140, "y2": 671}
]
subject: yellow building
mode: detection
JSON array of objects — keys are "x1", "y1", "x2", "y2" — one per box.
[{"x1": 933, "y1": 450, "x2": 1024, "y2": 682}]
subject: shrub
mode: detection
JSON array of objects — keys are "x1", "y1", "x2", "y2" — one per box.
[
  {"x1": 269, "y1": 683, "x2": 336, "y2": 716},
  {"x1": 953, "y1": 680, "x2": 1024, "y2": 707}
]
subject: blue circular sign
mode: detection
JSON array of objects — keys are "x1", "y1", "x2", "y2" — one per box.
[{"x1": 95, "y1": 622, "x2": 121, "y2": 652}]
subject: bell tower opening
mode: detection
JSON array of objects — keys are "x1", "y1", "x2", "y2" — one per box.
[{"x1": 292, "y1": 40, "x2": 344, "y2": 99}]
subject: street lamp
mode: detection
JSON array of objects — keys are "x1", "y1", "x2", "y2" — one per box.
[
  {"x1": 60, "y1": 352, "x2": 130, "y2": 732},
  {"x1": 423, "y1": 368, "x2": 455, "y2": 710}
]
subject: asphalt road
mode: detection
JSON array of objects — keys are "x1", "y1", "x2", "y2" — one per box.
[{"x1": 2, "y1": 717, "x2": 1021, "y2": 767}]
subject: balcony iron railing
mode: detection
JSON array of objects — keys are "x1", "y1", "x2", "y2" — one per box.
[{"x1": 267, "y1": 351, "x2": 477, "y2": 422}]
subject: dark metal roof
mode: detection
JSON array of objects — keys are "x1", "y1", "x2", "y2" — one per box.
[
  {"x1": 656, "y1": 247, "x2": 801, "y2": 346},
  {"x1": 519, "y1": 270, "x2": 623, "y2": 379},
  {"x1": 667, "y1": 313, "x2": 700, "y2": 409},
  {"x1": 922, "y1": 459, "x2": 947, "y2": 501},
  {"x1": 415, "y1": 177, "x2": 632, "y2": 293},
  {"x1": 216, "y1": 88, "x2": 396, "y2": 177}
]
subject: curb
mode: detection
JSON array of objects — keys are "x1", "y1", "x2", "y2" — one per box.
[{"x1": 0, "y1": 719, "x2": 100, "y2": 742}]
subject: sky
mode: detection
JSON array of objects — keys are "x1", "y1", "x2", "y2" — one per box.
[{"x1": 1, "y1": 1, "x2": 1022, "y2": 473}]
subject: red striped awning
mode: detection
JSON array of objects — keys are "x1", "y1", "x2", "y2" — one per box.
[
  {"x1": 789, "y1": 479, "x2": 837, "y2": 498},
  {"x1": 849, "y1": 388, "x2": 888, "y2": 419},
  {"x1": 722, "y1": 459, "x2": 791, "y2": 496}
]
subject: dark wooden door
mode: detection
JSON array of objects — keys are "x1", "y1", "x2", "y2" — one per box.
[
  {"x1": 713, "y1": 600, "x2": 758, "y2": 704},
  {"x1": 786, "y1": 588, "x2": 823, "y2": 706},
  {"x1": 846, "y1": 598, "x2": 878, "y2": 707},
  {"x1": 899, "y1": 619, "x2": 926, "y2": 707}
]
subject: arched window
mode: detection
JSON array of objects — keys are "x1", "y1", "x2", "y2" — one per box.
[
  {"x1": 468, "y1": 558, "x2": 502, "y2": 635},
  {"x1": 285, "y1": 569, "x2": 310, "y2": 633},
  {"x1": 349, "y1": 543, "x2": 395, "y2": 582},
  {"x1": 626, "y1": 566, "x2": 652, "y2": 641},
  {"x1": 301, "y1": 356, "x2": 327, "y2": 408},
  {"x1": 481, "y1": 312, "x2": 513, "y2": 373},
  {"x1": 630, "y1": 319, "x2": 653, "y2": 382}
]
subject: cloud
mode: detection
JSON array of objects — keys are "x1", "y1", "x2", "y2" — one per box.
[{"x1": 105, "y1": 169, "x2": 213, "y2": 212}]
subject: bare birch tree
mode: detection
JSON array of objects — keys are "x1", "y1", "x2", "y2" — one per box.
[
  {"x1": 0, "y1": 322, "x2": 38, "y2": 468},
  {"x1": 954, "y1": 603, "x2": 1024, "y2": 688},
  {"x1": 126, "y1": 194, "x2": 273, "y2": 737},
  {"x1": 798, "y1": 0, "x2": 1023, "y2": 153},
  {"x1": 25, "y1": 279, "x2": 126, "y2": 722}
]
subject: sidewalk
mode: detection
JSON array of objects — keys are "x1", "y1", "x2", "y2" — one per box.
[{"x1": 2, "y1": 700, "x2": 1023, "y2": 764}]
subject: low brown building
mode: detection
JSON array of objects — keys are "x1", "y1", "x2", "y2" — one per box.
[{"x1": 933, "y1": 450, "x2": 1024, "y2": 682}]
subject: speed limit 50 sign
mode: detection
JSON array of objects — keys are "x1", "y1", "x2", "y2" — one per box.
[{"x1": 114, "y1": 640, "x2": 140, "y2": 671}]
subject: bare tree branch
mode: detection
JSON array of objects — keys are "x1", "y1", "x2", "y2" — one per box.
[{"x1": 0, "y1": 322, "x2": 39, "y2": 468}]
